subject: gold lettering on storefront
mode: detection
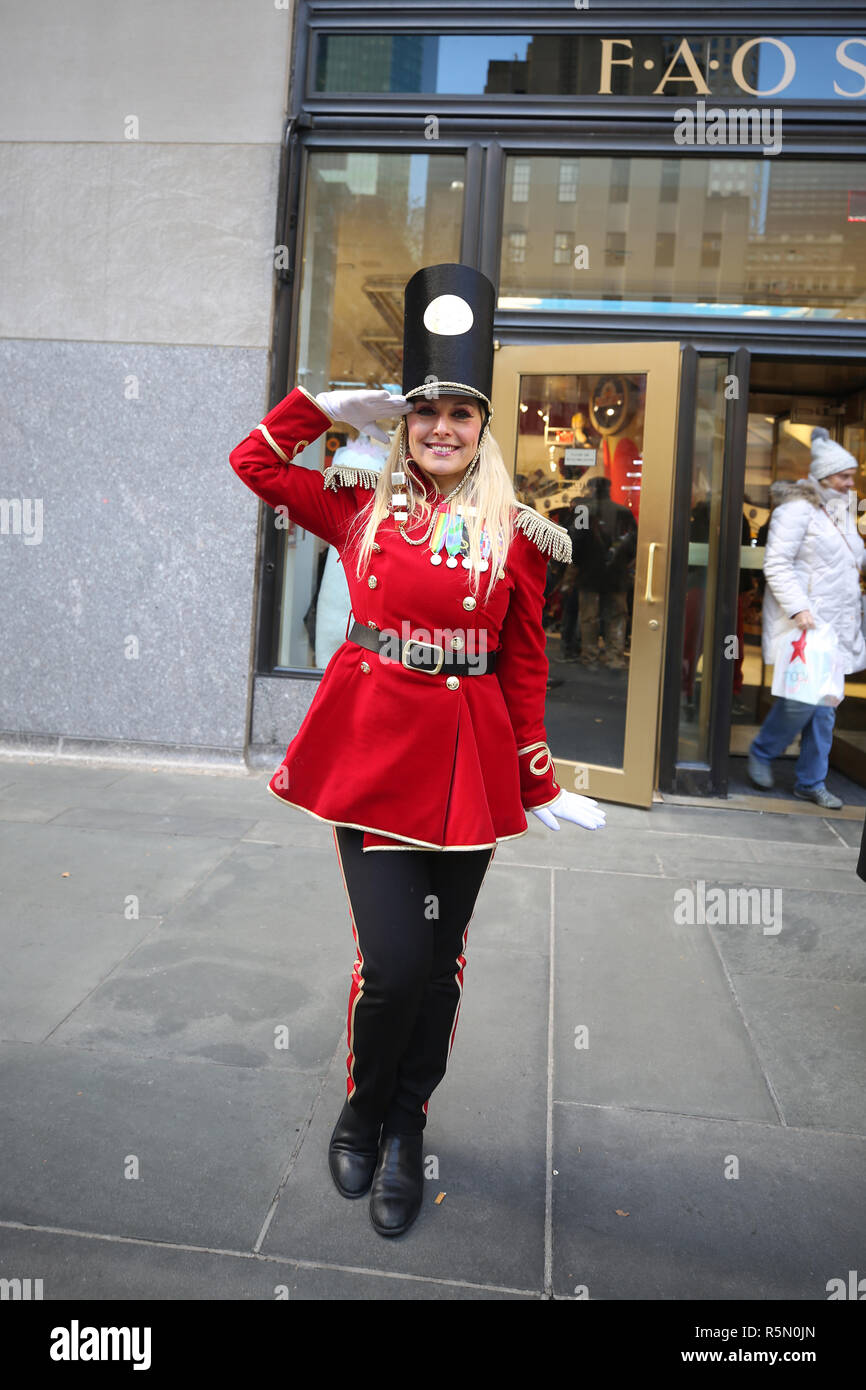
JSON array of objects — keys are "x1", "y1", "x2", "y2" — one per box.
[{"x1": 597, "y1": 35, "x2": 866, "y2": 98}]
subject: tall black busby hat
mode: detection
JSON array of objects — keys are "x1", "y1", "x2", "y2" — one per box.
[{"x1": 401, "y1": 263, "x2": 495, "y2": 417}]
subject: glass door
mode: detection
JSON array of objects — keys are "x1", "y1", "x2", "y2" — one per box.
[{"x1": 492, "y1": 342, "x2": 681, "y2": 807}]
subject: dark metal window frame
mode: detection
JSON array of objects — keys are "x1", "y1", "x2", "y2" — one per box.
[
  {"x1": 659, "y1": 346, "x2": 751, "y2": 797},
  {"x1": 256, "y1": 0, "x2": 866, "y2": 686}
]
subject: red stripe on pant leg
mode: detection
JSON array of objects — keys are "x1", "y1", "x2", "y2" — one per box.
[
  {"x1": 447, "y1": 943, "x2": 469, "y2": 1058},
  {"x1": 333, "y1": 827, "x2": 366, "y2": 1103}
]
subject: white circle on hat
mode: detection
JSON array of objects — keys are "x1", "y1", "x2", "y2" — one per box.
[{"x1": 423, "y1": 295, "x2": 474, "y2": 336}]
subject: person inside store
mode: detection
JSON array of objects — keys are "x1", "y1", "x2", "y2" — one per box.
[
  {"x1": 569, "y1": 475, "x2": 636, "y2": 669},
  {"x1": 748, "y1": 428, "x2": 866, "y2": 808},
  {"x1": 228, "y1": 263, "x2": 607, "y2": 1240}
]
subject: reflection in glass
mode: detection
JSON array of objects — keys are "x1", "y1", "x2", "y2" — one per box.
[
  {"x1": 277, "y1": 151, "x2": 464, "y2": 670},
  {"x1": 315, "y1": 33, "x2": 853, "y2": 101},
  {"x1": 514, "y1": 373, "x2": 646, "y2": 771},
  {"x1": 500, "y1": 156, "x2": 866, "y2": 321},
  {"x1": 677, "y1": 359, "x2": 728, "y2": 764}
]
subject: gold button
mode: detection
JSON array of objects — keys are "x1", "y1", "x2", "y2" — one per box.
[
  {"x1": 360, "y1": 661, "x2": 371, "y2": 673},
  {"x1": 372, "y1": 542, "x2": 382, "y2": 553},
  {"x1": 368, "y1": 576, "x2": 378, "y2": 589},
  {"x1": 446, "y1": 676, "x2": 460, "y2": 691},
  {"x1": 450, "y1": 634, "x2": 464, "y2": 650},
  {"x1": 462, "y1": 596, "x2": 476, "y2": 611},
  {"x1": 498, "y1": 568, "x2": 506, "y2": 580},
  {"x1": 367, "y1": 620, "x2": 378, "y2": 630}
]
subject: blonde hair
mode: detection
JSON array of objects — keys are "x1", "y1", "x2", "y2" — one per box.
[{"x1": 345, "y1": 414, "x2": 517, "y2": 602}]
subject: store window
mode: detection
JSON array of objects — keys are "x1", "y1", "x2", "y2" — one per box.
[
  {"x1": 278, "y1": 149, "x2": 465, "y2": 670},
  {"x1": 498, "y1": 155, "x2": 866, "y2": 319},
  {"x1": 313, "y1": 33, "x2": 866, "y2": 101}
]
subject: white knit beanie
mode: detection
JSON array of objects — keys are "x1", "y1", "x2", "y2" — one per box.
[{"x1": 809, "y1": 427, "x2": 857, "y2": 481}]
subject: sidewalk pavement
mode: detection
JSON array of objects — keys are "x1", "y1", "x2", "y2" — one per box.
[{"x1": 1, "y1": 756, "x2": 864, "y2": 1302}]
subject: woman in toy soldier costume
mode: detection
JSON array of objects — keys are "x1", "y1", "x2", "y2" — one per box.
[{"x1": 229, "y1": 263, "x2": 606, "y2": 1238}]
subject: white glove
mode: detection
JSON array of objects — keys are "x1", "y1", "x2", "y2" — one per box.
[
  {"x1": 315, "y1": 389, "x2": 411, "y2": 444},
  {"x1": 532, "y1": 789, "x2": 606, "y2": 832}
]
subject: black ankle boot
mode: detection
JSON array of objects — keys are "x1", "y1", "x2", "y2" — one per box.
[
  {"x1": 328, "y1": 1101, "x2": 382, "y2": 1198},
  {"x1": 369, "y1": 1131, "x2": 424, "y2": 1237}
]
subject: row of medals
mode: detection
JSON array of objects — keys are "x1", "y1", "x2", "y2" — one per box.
[{"x1": 390, "y1": 469, "x2": 492, "y2": 570}]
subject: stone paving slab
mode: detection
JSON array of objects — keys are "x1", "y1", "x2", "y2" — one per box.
[
  {"x1": 475, "y1": 861, "x2": 550, "y2": 954},
  {"x1": 553, "y1": 872, "x2": 779, "y2": 1122},
  {"x1": 50, "y1": 935, "x2": 349, "y2": 1073},
  {"x1": 262, "y1": 943, "x2": 550, "y2": 1290},
  {"x1": 744, "y1": 839, "x2": 859, "y2": 869},
  {"x1": 727, "y1": 975, "x2": 866, "y2": 1135},
  {"x1": 0, "y1": 822, "x2": 236, "y2": 917},
  {"x1": 47, "y1": 841, "x2": 353, "y2": 1071},
  {"x1": 242, "y1": 813, "x2": 342, "y2": 850},
  {"x1": 706, "y1": 888, "x2": 866, "y2": 985},
  {"x1": 0, "y1": 803, "x2": 60, "y2": 823},
  {"x1": 148, "y1": 841, "x2": 349, "y2": 949},
  {"x1": 0, "y1": 1225, "x2": 525, "y2": 1300},
  {"x1": 650, "y1": 833, "x2": 858, "y2": 870},
  {"x1": 552, "y1": 1103, "x2": 866, "y2": 1300},
  {"x1": 653, "y1": 853, "x2": 865, "y2": 895},
  {"x1": 0, "y1": 903, "x2": 162, "y2": 1044},
  {"x1": 0, "y1": 766, "x2": 263, "y2": 815},
  {"x1": 495, "y1": 822, "x2": 665, "y2": 874},
  {"x1": 0, "y1": 765, "x2": 130, "y2": 794},
  {"x1": 643, "y1": 806, "x2": 844, "y2": 845},
  {"x1": 50, "y1": 807, "x2": 261, "y2": 840},
  {"x1": 0, "y1": 1041, "x2": 319, "y2": 1251}
]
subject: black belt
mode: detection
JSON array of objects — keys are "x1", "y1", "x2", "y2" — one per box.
[{"x1": 348, "y1": 620, "x2": 497, "y2": 676}]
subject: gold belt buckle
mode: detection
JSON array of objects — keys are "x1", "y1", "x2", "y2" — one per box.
[{"x1": 401, "y1": 638, "x2": 445, "y2": 675}]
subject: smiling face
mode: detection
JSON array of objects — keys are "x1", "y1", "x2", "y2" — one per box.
[
  {"x1": 822, "y1": 468, "x2": 857, "y2": 494},
  {"x1": 406, "y1": 394, "x2": 483, "y2": 495}
]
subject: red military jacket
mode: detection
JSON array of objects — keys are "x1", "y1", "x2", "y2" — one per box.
[{"x1": 229, "y1": 386, "x2": 572, "y2": 852}]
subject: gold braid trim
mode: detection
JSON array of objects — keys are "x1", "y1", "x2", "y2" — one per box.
[
  {"x1": 517, "y1": 741, "x2": 553, "y2": 776},
  {"x1": 323, "y1": 462, "x2": 380, "y2": 492},
  {"x1": 512, "y1": 504, "x2": 573, "y2": 563}
]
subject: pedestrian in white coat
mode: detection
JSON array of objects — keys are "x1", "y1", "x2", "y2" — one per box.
[{"x1": 748, "y1": 427, "x2": 866, "y2": 808}]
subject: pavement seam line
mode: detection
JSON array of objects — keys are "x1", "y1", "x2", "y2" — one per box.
[
  {"x1": 550, "y1": 1098, "x2": 866, "y2": 1139},
  {"x1": 703, "y1": 920, "x2": 788, "y2": 1127},
  {"x1": 252, "y1": 1035, "x2": 346, "y2": 1254},
  {"x1": 0, "y1": 1220, "x2": 539, "y2": 1298},
  {"x1": 503, "y1": 861, "x2": 664, "y2": 878},
  {"x1": 821, "y1": 816, "x2": 850, "y2": 846}
]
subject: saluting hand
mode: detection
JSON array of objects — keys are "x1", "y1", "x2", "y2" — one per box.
[
  {"x1": 315, "y1": 389, "x2": 411, "y2": 444},
  {"x1": 532, "y1": 789, "x2": 606, "y2": 831}
]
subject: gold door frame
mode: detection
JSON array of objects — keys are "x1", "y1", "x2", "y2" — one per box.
[{"x1": 492, "y1": 342, "x2": 681, "y2": 807}]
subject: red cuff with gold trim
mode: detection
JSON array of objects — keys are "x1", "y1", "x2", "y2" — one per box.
[{"x1": 518, "y1": 742, "x2": 561, "y2": 809}]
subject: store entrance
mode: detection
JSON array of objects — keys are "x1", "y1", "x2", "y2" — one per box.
[
  {"x1": 729, "y1": 357, "x2": 866, "y2": 804},
  {"x1": 491, "y1": 342, "x2": 681, "y2": 808}
]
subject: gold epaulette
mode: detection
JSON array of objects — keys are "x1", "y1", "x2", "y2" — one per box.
[
  {"x1": 322, "y1": 463, "x2": 381, "y2": 492},
  {"x1": 512, "y1": 503, "x2": 573, "y2": 563}
]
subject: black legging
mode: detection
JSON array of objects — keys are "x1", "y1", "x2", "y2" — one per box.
[{"x1": 333, "y1": 826, "x2": 495, "y2": 1135}]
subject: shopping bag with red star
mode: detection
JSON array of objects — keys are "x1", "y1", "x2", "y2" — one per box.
[{"x1": 771, "y1": 621, "x2": 846, "y2": 706}]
